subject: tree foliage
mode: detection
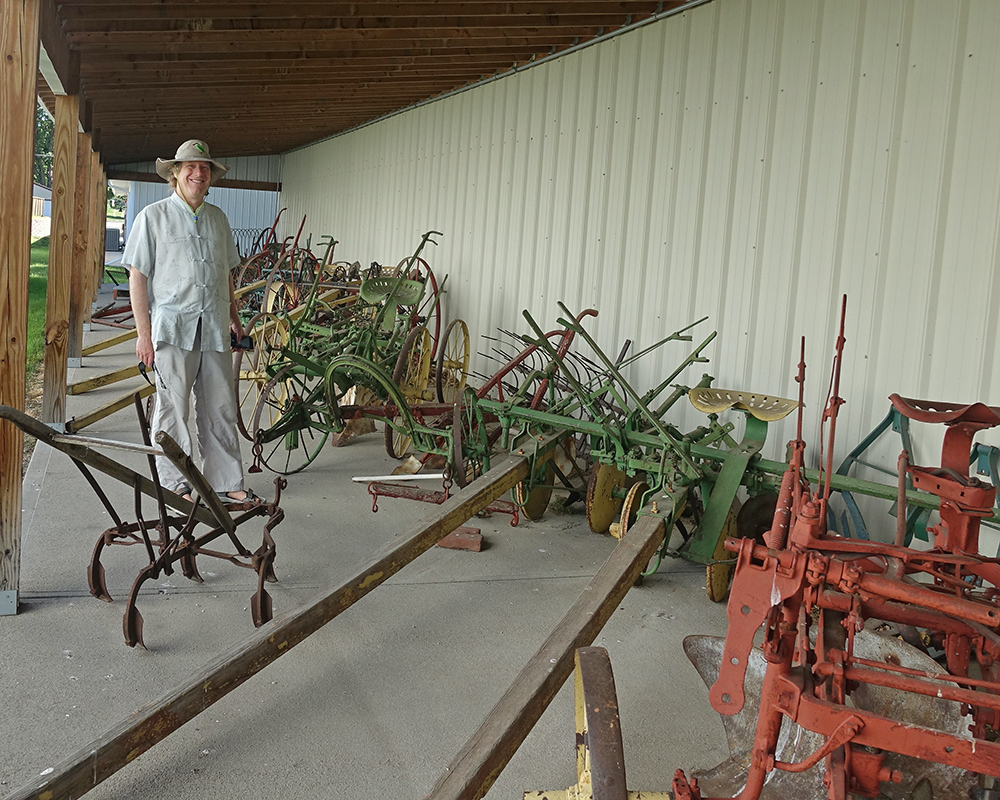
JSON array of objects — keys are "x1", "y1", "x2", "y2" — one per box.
[{"x1": 34, "y1": 101, "x2": 54, "y2": 188}]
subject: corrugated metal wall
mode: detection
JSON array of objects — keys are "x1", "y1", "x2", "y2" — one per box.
[{"x1": 278, "y1": 0, "x2": 1000, "y2": 479}]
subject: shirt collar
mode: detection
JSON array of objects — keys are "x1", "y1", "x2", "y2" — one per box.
[{"x1": 170, "y1": 189, "x2": 206, "y2": 219}]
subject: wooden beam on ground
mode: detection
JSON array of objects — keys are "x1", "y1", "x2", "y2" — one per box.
[
  {"x1": 42, "y1": 93, "x2": 80, "y2": 425},
  {"x1": 67, "y1": 363, "x2": 141, "y2": 395},
  {"x1": 80, "y1": 326, "x2": 136, "y2": 356},
  {"x1": 1, "y1": 448, "x2": 532, "y2": 800},
  {"x1": 67, "y1": 131, "x2": 93, "y2": 364},
  {"x1": 65, "y1": 383, "x2": 155, "y2": 433},
  {"x1": 426, "y1": 514, "x2": 665, "y2": 800},
  {"x1": 0, "y1": 0, "x2": 41, "y2": 616}
]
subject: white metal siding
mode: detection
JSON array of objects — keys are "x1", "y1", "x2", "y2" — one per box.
[{"x1": 278, "y1": 0, "x2": 1000, "y2": 489}]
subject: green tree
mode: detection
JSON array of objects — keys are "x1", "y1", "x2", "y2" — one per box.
[{"x1": 34, "y1": 101, "x2": 54, "y2": 188}]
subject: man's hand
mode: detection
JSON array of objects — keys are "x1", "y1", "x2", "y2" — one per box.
[{"x1": 136, "y1": 333, "x2": 155, "y2": 368}]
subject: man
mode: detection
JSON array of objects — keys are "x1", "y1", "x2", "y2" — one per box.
[{"x1": 124, "y1": 139, "x2": 255, "y2": 503}]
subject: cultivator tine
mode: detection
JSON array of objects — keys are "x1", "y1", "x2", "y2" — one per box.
[
  {"x1": 250, "y1": 588, "x2": 273, "y2": 628},
  {"x1": 178, "y1": 545, "x2": 203, "y2": 583},
  {"x1": 122, "y1": 566, "x2": 155, "y2": 649},
  {"x1": 87, "y1": 535, "x2": 113, "y2": 602},
  {"x1": 123, "y1": 607, "x2": 145, "y2": 650}
]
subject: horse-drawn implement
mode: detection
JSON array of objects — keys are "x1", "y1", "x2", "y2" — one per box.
[
  {"x1": 237, "y1": 230, "x2": 469, "y2": 472},
  {"x1": 0, "y1": 397, "x2": 285, "y2": 649},
  {"x1": 532, "y1": 300, "x2": 1000, "y2": 800}
]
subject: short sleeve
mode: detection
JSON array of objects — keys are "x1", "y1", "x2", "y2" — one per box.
[{"x1": 122, "y1": 210, "x2": 155, "y2": 277}]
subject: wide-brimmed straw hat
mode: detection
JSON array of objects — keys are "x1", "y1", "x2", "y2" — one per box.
[{"x1": 155, "y1": 139, "x2": 229, "y2": 181}]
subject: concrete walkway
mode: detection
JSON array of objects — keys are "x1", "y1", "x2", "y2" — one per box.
[{"x1": 1, "y1": 292, "x2": 730, "y2": 799}]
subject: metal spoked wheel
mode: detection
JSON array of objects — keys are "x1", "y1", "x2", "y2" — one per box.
[
  {"x1": 235, "y1": 311, "x2": 289, "y2": 440},
  {"x1": 263, "y1": 249, "x2": 319, "y2": 315},
  {"x1": 435, "y1": 318, "x2": 470, "y2": 403},
  {"x1": 235, "y1": 248, "x2": 280, "y2": 315},
  {"x1": 451, "y1": 389, "x2": 489, "y2": 488},
  {"x1": 574, "y1": 647, "x2": 628, "y2": 800},
  {"x1": 252, "y1": 364, "x2": 329, "y2": 475},
  {"x1": 384, "y1": 325, "x2": 433, "y2": 459},
  {"x1": 395, "y1": 255, "x2": 441, "y2": 356}
]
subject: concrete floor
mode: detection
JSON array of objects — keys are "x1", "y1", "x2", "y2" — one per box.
[{"x1": 1, "y1": 282, "x2": 731, "y2": 799}]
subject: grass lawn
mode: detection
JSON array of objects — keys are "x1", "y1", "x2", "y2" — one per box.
[
  {"x1": 27, "y1": 236, "x2": 49, "y2": 378},
  {"x1": 27, "y1": 231, "x2": 124, "y2": 382}
]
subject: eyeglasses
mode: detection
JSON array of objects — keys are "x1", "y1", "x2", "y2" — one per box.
[{"x1": 138, "y1": 362, "x2": 169, "y2": 392}]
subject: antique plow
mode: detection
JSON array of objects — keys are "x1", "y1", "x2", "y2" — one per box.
[
  {"x1": 0, "y1": 397, "x2": 285, "y2": 648},
  {"x1": 533, "y1": 299, "x2": 1000, "y2": 799}
]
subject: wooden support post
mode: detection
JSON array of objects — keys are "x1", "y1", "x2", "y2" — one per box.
[
  {"x1": 84, "y1": 154, "x2": 104, "y2": 326},
  {"x1": 0, "y1": 0, "x2": 41, "y2": 615},
  {"x1": 67, "y1": 131, "x2": 92, "y2": 366},
  {"x1": 1, "y1": 450, "x2": 533, "y2": 800},
  {"x1": 41, "y1": 93, "x2": 80, "y2": 426}
]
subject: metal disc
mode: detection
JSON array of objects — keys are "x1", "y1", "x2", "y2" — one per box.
[
  {"x1": 586, "y1": 463, "x2": 629, "y2": 534},
  {"x1": 611, "y1": 480, "x2": 649, "y2": 540}
]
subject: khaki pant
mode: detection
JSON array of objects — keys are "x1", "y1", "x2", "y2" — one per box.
[{"x1": 150, "y1": 334, "x2": 244, "y2": 496}]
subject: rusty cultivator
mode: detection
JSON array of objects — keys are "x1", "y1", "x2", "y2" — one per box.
[{"x1": 0, "y1": 397, "x2": 285, "y2": 648}]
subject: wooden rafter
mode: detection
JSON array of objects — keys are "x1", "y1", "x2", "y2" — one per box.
[{"x1": 32, "y1": 0, "x2": 701, "y2": 164}]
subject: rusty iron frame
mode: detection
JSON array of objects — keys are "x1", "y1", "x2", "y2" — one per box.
[{"x1": 0, "y1": 398, "x2": 285, "y2": 648}]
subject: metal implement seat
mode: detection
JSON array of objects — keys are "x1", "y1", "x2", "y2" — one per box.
[
  {"x1": 359, "y1": 276, "x2": 425, "y2": 306},
  {"x1": 688, "y1": 387, "x2": 799, "y2": 422}
]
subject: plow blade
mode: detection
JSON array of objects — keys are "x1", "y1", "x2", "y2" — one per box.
[{"x1": 682, "y1": 633, "x2": 977, "y2": 800}]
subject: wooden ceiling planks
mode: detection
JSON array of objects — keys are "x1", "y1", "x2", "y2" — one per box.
[{"x1": 38, "y1": 1, "x2": 696, "y2": 164}]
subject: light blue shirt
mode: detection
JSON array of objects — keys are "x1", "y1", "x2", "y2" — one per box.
[{"x1": 123, "y1": 192, "x2": 241, "y2": 352}]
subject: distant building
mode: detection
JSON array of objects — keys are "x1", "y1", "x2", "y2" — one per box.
[{"x1": 32, "y1": 183, "x2": 51, "y2": 217}]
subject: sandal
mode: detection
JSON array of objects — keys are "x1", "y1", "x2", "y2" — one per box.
[{"x1": 218, "y1": 487, "x2": 261, "y2": 504}]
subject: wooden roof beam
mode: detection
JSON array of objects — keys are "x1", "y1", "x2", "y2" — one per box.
[
  {"x1": 55, "y1": 1, "x2": 668, "y2": 19},
  {"x1": 65, "y1": 27, "x2": 606, "y2": 47}
]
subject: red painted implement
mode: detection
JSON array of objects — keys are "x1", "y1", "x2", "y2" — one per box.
[{"x1": 676, "y1": 300, "x2": 1000, "y2": 798}]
